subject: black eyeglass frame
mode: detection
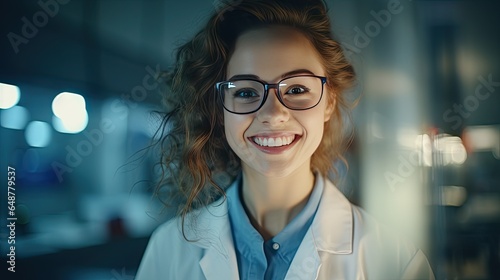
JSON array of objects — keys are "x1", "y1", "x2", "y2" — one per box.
[{"x1": 215, "y1": 74, "x2": 327, "y2": 115}]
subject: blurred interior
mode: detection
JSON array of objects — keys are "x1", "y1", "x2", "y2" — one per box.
[{"x1": 1, "y1": 0, "x2": 499, "y2": 279}]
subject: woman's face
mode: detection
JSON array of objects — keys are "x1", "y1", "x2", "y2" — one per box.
[{"x1": 224, "y1": 26, "x2": 333, "y2": 177}]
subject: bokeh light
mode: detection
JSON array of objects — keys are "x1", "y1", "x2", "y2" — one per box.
[
  {"x1": 0, "y1": 105, "x2": 29, "y2": 130},
  {"x1": 0, "y1": 83, "x2": 21, "y2": 109},
  {"x1": 51, "y1": 92, "x2": 88, "y2": 133},
  {"x1": 25, "y1": 121, "x2": 52, "y2": 148}
]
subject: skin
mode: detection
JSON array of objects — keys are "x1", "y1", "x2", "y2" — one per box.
[{"x1": 224, "y1": 26, "x2": 333, "y2": 240}]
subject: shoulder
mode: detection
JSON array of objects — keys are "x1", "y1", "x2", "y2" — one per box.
[
  {"x1": 350, "y1": 203, "x2": 435, "y2": 279},
  {"x1": 350, "y1": 204, "x2": 417, "y2": 253},
  {"x1": 135, "y1": 197, "x2": 229, "y2": 279},
  {"x1": 148, "y1": 216, "x2": 190, "y2": 250},
  {"x1": 350, "y1": 205, "x2": 434, "y2": 279},
  {"x1": 135, "y1": 216, "x2": 204, "y2": 279},
  {"x1": 146, "y1": 195, "x2": 229, "y2": 250},
  {"x1": 318, "y1": 179, "x2": 434, "y2": 279},
  {"x1": 321, "y1": 178, "x2": 418, "y2": 253}
]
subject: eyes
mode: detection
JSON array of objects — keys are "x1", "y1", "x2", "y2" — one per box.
[
  {"x1": 218, "y1": 75, "x2": 325, "y2": 113},
  {"x1": 233, "y1": 85, "x2": 310, "y2": 99},
  {"x1": 233, "y1": 88, "x2": 259, "y2": 99},
  {"x1": 286, "y1": 86, "x2": 308, "y2": 95}
]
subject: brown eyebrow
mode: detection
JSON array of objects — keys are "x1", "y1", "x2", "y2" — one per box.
[
  {"x1": 228, "y1": 69, "x2": 317, "y2": 81},
  {"x1": 228, "y1": 74, "x2": 260, "y2": 80},
  {"x1": 280, "y1": 69, "x2": 316, "y2": 78}
]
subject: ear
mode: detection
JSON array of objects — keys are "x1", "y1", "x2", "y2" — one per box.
[{"x1": 324, "y1": 91, "x2": 335, "y2": 122}]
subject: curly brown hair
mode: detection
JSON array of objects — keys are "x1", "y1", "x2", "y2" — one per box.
[{"x1": 153, "y1": 0, "x2": 356, "y2": 235}]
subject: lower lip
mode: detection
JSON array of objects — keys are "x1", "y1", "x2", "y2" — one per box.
[{"x1": 248, "y1": 135, "x2": 300, "y2": 154}]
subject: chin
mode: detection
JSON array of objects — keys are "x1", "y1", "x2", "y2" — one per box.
[{"x1": 246, "y1": 163, "x2": 298, "y2": 178}]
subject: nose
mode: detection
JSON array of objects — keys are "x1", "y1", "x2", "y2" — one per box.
[{"x1": 256, "y1": 88, "x2": 290, "y2": 125}]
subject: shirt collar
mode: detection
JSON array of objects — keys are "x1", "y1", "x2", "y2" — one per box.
[{"x1": 226, "y1": 172, "x2": 324, "y2": 253}]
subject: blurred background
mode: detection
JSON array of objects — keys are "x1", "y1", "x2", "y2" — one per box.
[{"x1": 0, "y1": 0, "x2": 499, "y2": 279}]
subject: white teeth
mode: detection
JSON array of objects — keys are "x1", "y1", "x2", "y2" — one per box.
[
  {"x1": 268, "y1": 138, "x2": 275, "y2": 146},
  {"x1": 275, "y1": 138, "x2": 283, "y2": 146},
  {"x1": 253, "y1": 135, "x2": 295, "y2": 147}
]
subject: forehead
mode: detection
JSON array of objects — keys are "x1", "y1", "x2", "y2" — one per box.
[{"x1": 226, "y1": 26, "x2": 325, "y2": 82}]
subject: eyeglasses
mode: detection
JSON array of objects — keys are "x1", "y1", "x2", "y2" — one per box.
[{"x1": 215, "y1": 75, "x2": 327, "y2": 114}]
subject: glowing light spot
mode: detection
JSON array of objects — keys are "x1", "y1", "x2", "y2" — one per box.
[
  {"x1": 441, "y1": 186, "x2": 467, "y2": 207},
  {"x1": 52, "y1": 113, "x2": 88, "y2": 134},
  {"x1": 450, "y1": 141, "x2": 467, "y2": 164},
  {"x1": 414, "y1": 134, "x2": 433, "y2": 166},
  {"x1": 436, "y1": 135, "x2": 467, "y2": 165},
  {"x1": 0, "y1": 105, "x2": 29, "y2": 130},
  {"x1": 51, "y1": 92, "x2": 88, "y2": 133},
  {"x1": 25, "y1": 121, "x2": 52, "y2": 147},
  {"x1": 464, "y1": 125, "x2": 499, "y2": 151},
  {"x1": 0, "y1": 83, "x2": 21, "y2": 109}
]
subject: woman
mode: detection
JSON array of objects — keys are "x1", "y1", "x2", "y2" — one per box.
[{"x1": 136, "y1": 0, "x2": 435, "y2": 279}]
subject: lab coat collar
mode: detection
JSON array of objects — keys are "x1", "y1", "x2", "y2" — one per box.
[{"x1": 189, "y1": 176, "x2": 353, "y2": 280}]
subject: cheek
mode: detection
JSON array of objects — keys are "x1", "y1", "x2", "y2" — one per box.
[
  {"x1": 223, "y1": 112, "x2": 251, "y2": 144},
  {"x1": 299, "y1": 108, "x2": 328, "y2": 143}
]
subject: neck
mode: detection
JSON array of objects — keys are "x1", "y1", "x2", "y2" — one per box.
[{"x1": 241, "y1": 162, "x2": 315, "y2": 240}]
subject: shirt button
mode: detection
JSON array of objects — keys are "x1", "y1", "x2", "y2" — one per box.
[{"x1": 272, "y1": 242, "x2": 280, "y2": 250}]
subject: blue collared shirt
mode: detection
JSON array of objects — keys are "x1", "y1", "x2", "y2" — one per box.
[{"x1": 227, "y1": 174, "x2": 324, "y2": 280}]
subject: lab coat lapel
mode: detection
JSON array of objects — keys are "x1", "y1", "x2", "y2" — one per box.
[
  {"x1": 193, "y1": 197, "x2": 239, "y2": 280},
  {"x1": 312, "y1": 179, "x2": 353, "y2": 255},
  {"x1": 200, "y1": 242, "x2": 238, "y2": 280},
  {"x1": 285, "y1": 178, "x2": 354, "y2": 280},
  {"x1": 285, "y1": 228, "x2": 322, "y2": 279}
]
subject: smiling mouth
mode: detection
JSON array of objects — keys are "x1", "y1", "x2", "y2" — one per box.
[{"x1": 251, "y1": 135, "x2": 296, "y2": 147}]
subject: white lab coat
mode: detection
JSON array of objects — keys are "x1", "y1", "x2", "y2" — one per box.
[{"x1": 136, "y1": 178, "x2": 435, "y2": 279}]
